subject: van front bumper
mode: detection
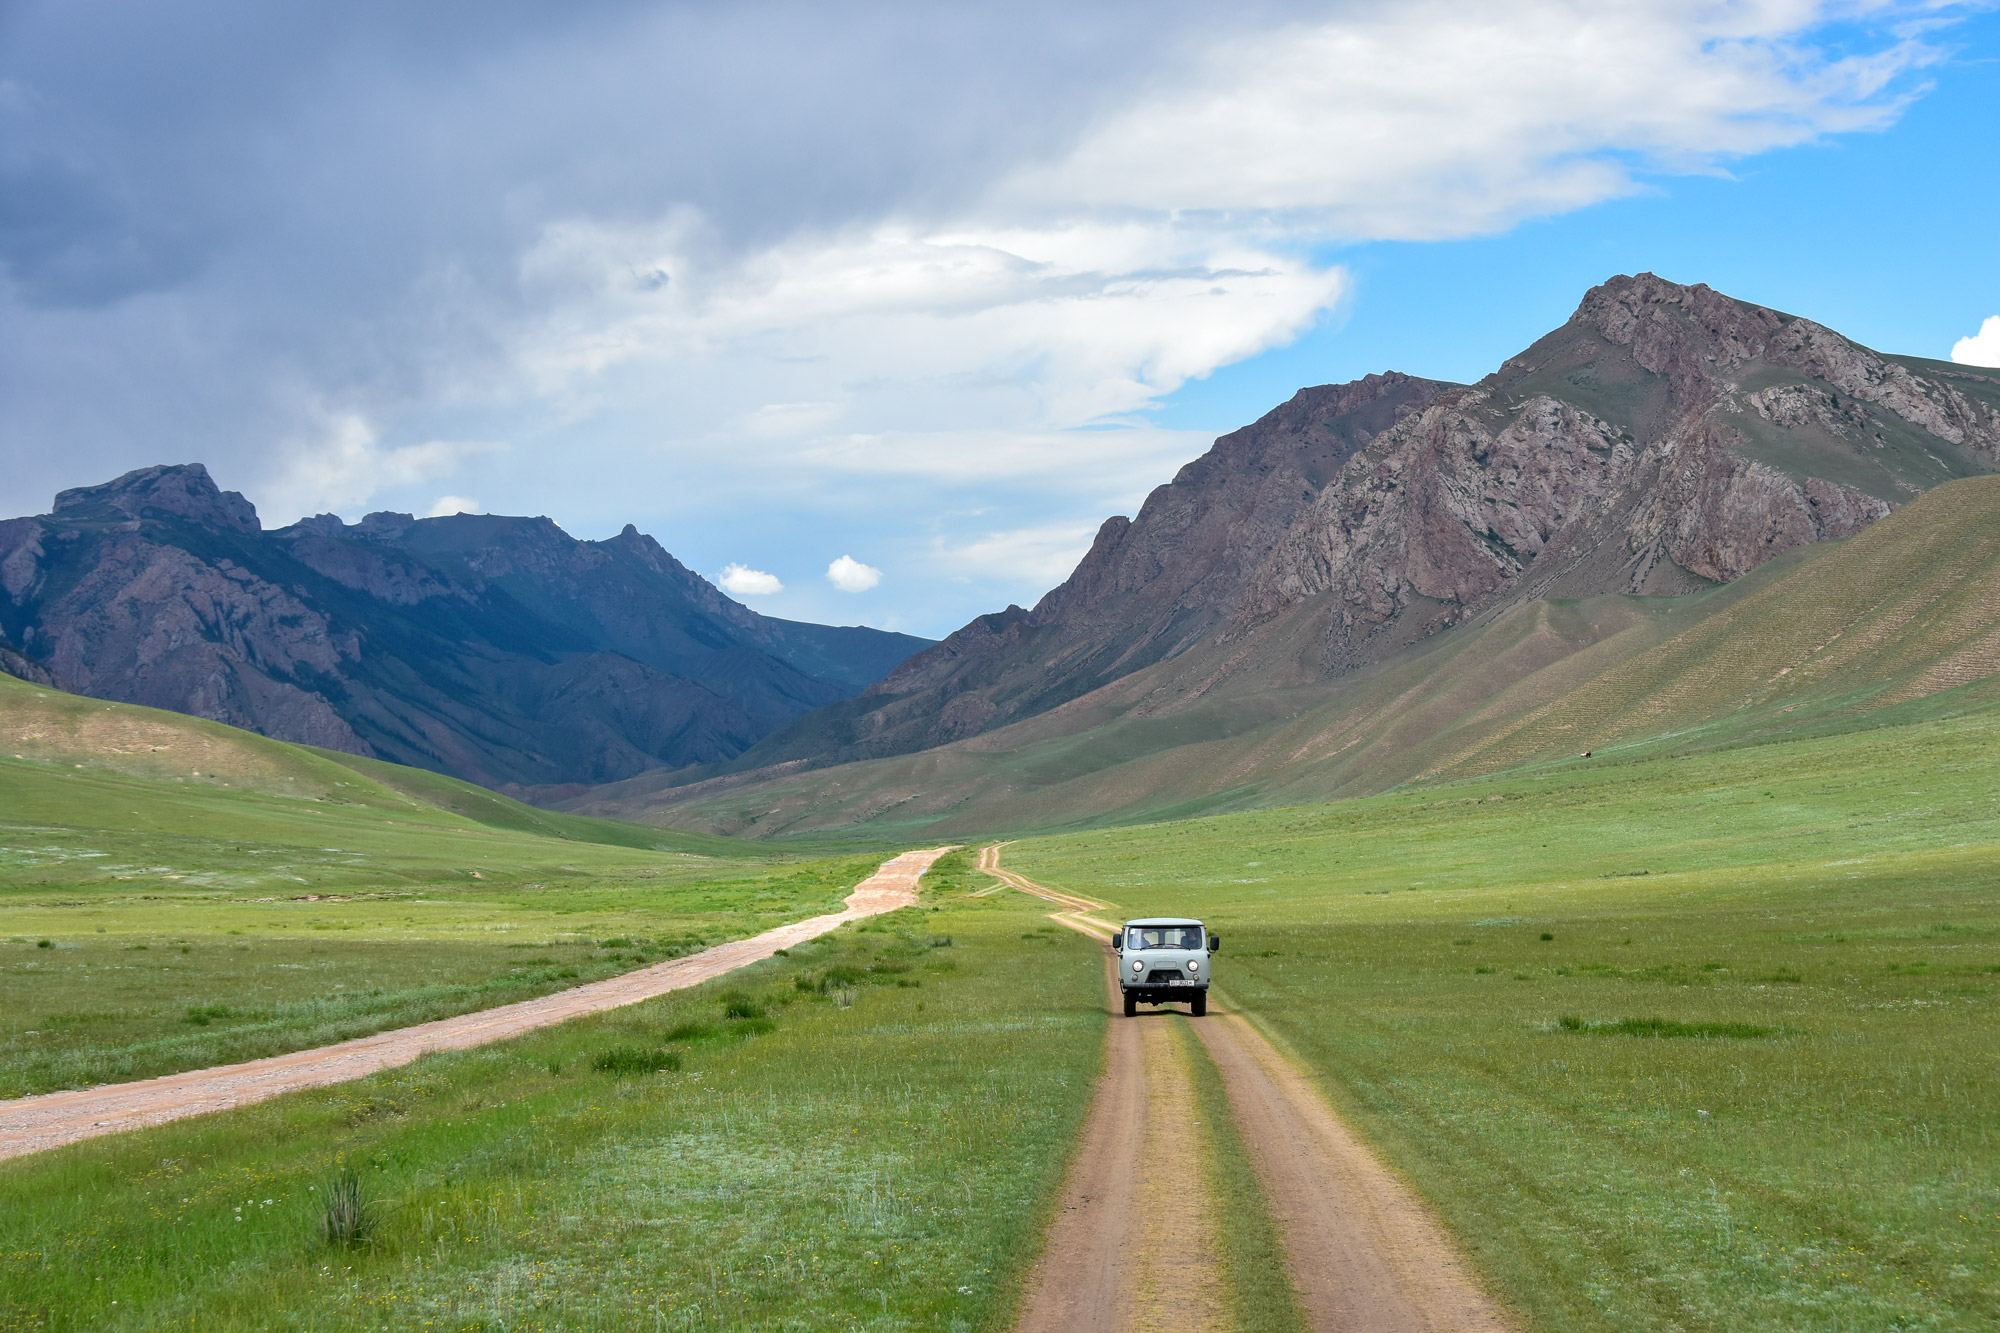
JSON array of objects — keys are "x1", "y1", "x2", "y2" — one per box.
[{"x1": 1121, "y1": 979, "x2": 1209, "y2": 1003}]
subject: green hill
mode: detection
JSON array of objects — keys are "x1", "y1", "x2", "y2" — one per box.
[
  {"x1": 574, "y1": 475, "x2": 2000, "y2": 840},
  {"x1": 0, "y1": 671, "x2": 758, "y2": 858}
]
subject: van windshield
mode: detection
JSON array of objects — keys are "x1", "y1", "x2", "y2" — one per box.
[{"x1": 1128, "y1": 926, "x2": 1204, "y2": 951}]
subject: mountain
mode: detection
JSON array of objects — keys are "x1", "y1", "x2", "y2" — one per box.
[
  {"x1": 0, "y1": 465, "x2": 930, "y2": 789},
  {"x1": 563, "y1": 273, "x2": 2000, "y2": 838},
  {"x1": 569, "y1": 473, "x2": 2000, "y2": 841},
  {"x1": 728, "y1": 371, "x2": 1456, "y2": 768}
]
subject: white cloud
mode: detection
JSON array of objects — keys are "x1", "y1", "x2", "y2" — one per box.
[
  {"x1": 931, "y1": 521, "x2": 1104, "y2": 587},
  {"x1": 1007, "y1": 0, "x2": 1933, "y2": 239},
  {"x1": 1952, "y1": 316, "x2": 2000, "y2": 368},
  {"x1": 741, "y1": 400, "x2": 845, "y2": 439},
  {"x1": 254, "y1": 412, "x2": 505, "y2": 524},
  {"x1": 516, "y1": 216, "x2": 1344, "y2": 434},
  {"x1": 718, "y1": 563, "x2": 784, "y2": 595},
  {"x1": 427, "y1": 495, "x2": 482, "y2": 517},
  {"x1": 827, "y1": 555, "x2": 883, "y2": 593}
]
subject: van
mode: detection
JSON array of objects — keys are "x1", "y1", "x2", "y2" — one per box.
[{"x1": 1111, "y1": 917, "x2": 1218, "y2": 1017}]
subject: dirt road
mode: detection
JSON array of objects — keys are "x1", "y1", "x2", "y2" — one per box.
[
  {"x1": 0, "y1": 847, "x2": 952, "y2": 1163},
  {"x1": 997, "y1": 849, "x2": 1512, "y2": 1333}
]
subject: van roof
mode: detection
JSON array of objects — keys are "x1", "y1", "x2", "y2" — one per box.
[{"x1": 1124, "y1": 917, "x2": 1204, "y2": 927}]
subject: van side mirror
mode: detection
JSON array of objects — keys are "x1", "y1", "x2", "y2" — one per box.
[
  {"x1": 1110, "y1": 931, "x2": 1123, "y2": 949},
  {"x1": 1209, "y1": 934, "x2": 1220, "y2": 952}
]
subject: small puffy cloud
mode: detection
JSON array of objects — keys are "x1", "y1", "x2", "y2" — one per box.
[
  {"x1": 1952, "y1": 316, "x2": 2000, "y2": 368},
  {"x1": 427, "y1": 495, "x2": 481, "y2": 517},
  {"x1": 718, "y1": 563, "x2": 783, "y2": 595},
  {"x1": 826, "y1": 555, "x2": 883, "y2": 593}
]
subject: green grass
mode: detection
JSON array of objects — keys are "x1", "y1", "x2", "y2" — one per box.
[
  {"x1": 0, "y1": 717, "x2": 892, "y2": 1093},
  {"x1": 0, "y1": 898, "x2": 1106, "y2": 1331},
  {"x1": 1009, "y1": 706, "x2": 2000, "y2": 1331}
]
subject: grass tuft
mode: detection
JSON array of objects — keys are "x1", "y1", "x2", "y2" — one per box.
[
  {"x1": 319, "y1": 1168, "x2": 374, "y2": 1247},
  {"x1": 590, "y1": 1045, "x2": 683, "y2": 1075},
  {"x1": 720, "y1": 991, "x2": 765, "y2": 1020}
]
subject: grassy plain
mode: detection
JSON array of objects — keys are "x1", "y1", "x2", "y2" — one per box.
[
  {"x1": 0, "y1": 693, "x2": 888, "y2": 1094},
  {"x1": 0, "y1": 895, "x2": 1105, "y2": 1331},
  {"x1": 1011, "y1": 705, "x2": 2000, "y2": 1331}
]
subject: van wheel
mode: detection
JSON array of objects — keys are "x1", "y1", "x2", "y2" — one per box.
[
  {"x1": 1190, "y1": 993, "x2": 1208, "y2": 1017},
  {"x1": 1123, "y1": 993, "x2": 1138, "y2": 1017}
]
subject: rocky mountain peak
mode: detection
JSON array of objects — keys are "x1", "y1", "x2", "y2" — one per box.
[
  {"x1": 51, "y1": 463, "x2": 260, "y2": 535},
  {"x1": 722, "y1": 275, "x2": 2000, "y2": 780}
]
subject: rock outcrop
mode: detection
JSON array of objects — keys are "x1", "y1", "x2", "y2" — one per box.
[
  {"x1": 0, "y1": 466, "x2": 930, "y2": 788},
  {"x1": 1241, "y1": 274, "x2": 2000, "y2": 667}
]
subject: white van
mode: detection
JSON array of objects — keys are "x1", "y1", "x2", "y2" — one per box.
[{"x1": 1111, "y1": 917, "x2": 1218, "y2": 1017}]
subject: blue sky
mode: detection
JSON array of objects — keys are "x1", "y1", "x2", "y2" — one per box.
[{"x1": 3, "y1": 2, "x2": 1997, "y2": 638}]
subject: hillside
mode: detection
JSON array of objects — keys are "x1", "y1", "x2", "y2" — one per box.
[
  {"x1": 0, "y1": 466, "x2": 930, "y2": 789},
  {"x1": 565, "y1": 474, "x2": 2000, "y2": 840},
  {"x1": 687, "y1": 274, "x2": 2000, "y2": 796},
  {"x1": 0, "y1": 669, "x2": 758, "y2": 857}
]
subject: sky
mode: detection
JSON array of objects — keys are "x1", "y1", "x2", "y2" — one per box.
[{"x1": 2, "y1": 1, "x2": 1997, "y2": 638}]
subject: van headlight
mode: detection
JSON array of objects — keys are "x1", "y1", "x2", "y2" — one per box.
[
  {"x1": 1131, "y1": 959, "x2": 1144, "y2": 972},
  {"x1": 1187, "y1": 959, "x2": 1200, "y2": 972}
]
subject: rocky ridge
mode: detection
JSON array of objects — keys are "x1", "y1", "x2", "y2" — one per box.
[
  {"x1": 714, "y1": 274, "x2": 2000, "y2": 780},
  {"x1": 0, "y1": 466, "x2": 929, "y2": 788}
]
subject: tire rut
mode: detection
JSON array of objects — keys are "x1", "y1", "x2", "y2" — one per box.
[{"x1": 992, "y1": 845, "x2": 1514, "y2": 1333}]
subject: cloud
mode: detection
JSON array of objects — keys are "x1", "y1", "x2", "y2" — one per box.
[
  {"x1": 515, "y1": 216, "x2": 1344, "y2": 433},
  {"x1": 254, "y1": 414, "x2": 504, "y2": 525},
  {"x1": 718, "y1": 563, "x2": 783, "y2": 595},
  {"x1": 931, "y1": 521, "x2": 1105, "y2": 587},
  {"x1": 427, "y1": 494, "x2": 481, "y2": 517},
  {"x1": 1952, "y1": 316, "x2": 2000, "y2": 368},
  {"x1": 826, "y1": 554, "x2": 882, "y2": 593},
  {"x1": 1005, "y1": 0, "x2": 1933, "y2": 239}
]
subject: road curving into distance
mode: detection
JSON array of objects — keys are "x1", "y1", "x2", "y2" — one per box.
[
  {"x1": 0, "y1": 847, "x2": 954, "y2": 1163},
  {"x1": 994, "y1": 845, "x2": 1514, "y2": 1333}
]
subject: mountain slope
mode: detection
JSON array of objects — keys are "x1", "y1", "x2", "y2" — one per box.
[
  {"x1": 0, "y1": 465, "x2": 930, "y2": 789},
  {"x1": 727, "y1": 371, "x2": 1455, "y2": 769},
  {"x1": 563, "y1": 462, "x2": 2000, "y2": 840},
  {"x1": 680, "y1": 275, "x2": 2000, "y2": 796},
  {"x1": 0, "y1": 668, "x2": 755, "y2": 855}
]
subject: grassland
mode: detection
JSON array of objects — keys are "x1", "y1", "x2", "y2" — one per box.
[
  {"x1": 1010, "y1": 704, "x2": 2000, "y2": 1331},
  {"x1": 0, "y1": 894, "x2": 1105, "y2": 1331},
  {"x1": 0, "y1": 675, "x2": 896, "y2": 1095}
]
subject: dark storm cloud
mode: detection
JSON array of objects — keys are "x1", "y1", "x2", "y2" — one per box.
[{"x1": 0, "y1": 0, "x2": 1278, "y2": 515}]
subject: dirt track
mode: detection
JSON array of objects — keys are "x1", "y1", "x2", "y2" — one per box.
[
  {"x1": 0, "y1": 847, "x2": 951, "y2": 1163},
  {"x1": 999, "y1": 850, "x2": 1512, "y2": 1333}
]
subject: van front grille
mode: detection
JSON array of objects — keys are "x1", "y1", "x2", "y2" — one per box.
[{"x1": 1145, "y1": 969, "x2": 1193, "y2": 984}]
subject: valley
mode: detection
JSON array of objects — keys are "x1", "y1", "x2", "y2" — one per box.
[{"x1": 3, "y1": 272, "x2": 1997, "y2": 1331}]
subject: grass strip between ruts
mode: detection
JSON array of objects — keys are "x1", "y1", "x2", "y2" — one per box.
[{"x1": 1181, "y1": 1011, "x2": 1310, "y2": 1333}]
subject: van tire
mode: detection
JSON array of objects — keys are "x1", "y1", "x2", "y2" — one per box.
[
  {"x1": 1123, "y1": 993, "x2": 1138, "y2": 1017},
  {"x1": 1190, "y1": 993, "x2": 1208, "y2": 1017}
]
